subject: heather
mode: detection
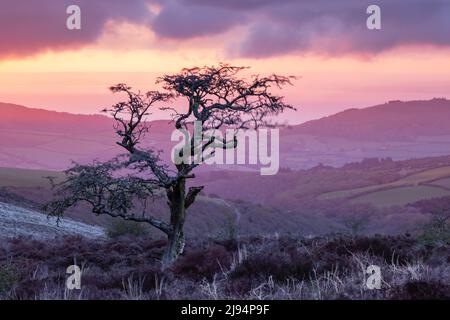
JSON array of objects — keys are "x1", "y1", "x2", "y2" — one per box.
[{"x1": 0, "y1": 234, "x2": 448, "y2": 300}]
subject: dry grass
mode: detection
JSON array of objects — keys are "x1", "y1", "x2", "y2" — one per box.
[{"x1": 0, "y1": 234, "x2": 448, "y2": 300}]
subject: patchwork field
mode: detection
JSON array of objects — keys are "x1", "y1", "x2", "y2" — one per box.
[
  {"x1": 427, "y1": 177, "x2": 450, "y2": 190},
  {"x1": 352, "y1": 185, "x2": 450, "y2": 207},
  {"x1": 318, "y1": 166, "x2": 450, "y2": 207}
]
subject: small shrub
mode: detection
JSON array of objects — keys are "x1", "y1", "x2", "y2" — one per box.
[
  {"x1": 107, "y1": 220, "x2": 152, "y2": 239},
  {"x1": 322, "y1": 236, "x2": 419, "y2": 265},
  {"x1": 230, "y1": 252, "x2": 314, "y2": 282},
  {"x1": 14, "y1": 278, "x2": 45, "y2": 300},
  {"x1": 218, "y1": 215, "x2": 239, "y2": 241},
  {"x1": 226, "y1": 277, "x2": 253, "y2": 296},
  {"x1": 418, "y1": 215, "x2": 450, "y2": 246},
  {"x1": 172, "y1": 245, "x2": 232, "y2": 281},
  {"x1": 0, "y1": 264, "x2": 18, "y2": 296},
  {"x1": 342, "y1": 216, "x2": 369, "y2": 236}
]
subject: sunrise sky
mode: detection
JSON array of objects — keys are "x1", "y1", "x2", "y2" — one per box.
[{"x1": 1, "y1": 0, "x2": 449, "y2": 124}]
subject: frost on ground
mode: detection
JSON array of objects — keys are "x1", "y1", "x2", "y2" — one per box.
[{"x1": 0, "y1": 202, "x2": 105, "y2": 240}]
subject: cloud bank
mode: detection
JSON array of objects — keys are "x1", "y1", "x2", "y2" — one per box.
[
  {"x1": 1, "y1": 0, "x2": 450, "y2": 59},
  {"x1": 0, "y1": 0, "x2": 149, "y2": 58}
]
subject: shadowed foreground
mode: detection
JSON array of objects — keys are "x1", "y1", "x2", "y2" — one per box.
[{"x1": 0, "y1": 235, "x2": 449, "y2": 300}]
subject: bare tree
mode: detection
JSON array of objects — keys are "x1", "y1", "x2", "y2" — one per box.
[{"x1": 45, "y1": 64, "x2": 294, "y2": 265}]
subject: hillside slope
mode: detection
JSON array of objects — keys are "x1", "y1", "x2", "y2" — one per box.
[
  {"x1": 3, "y1": 99, "x2": 450, "y2": 170},
  {"x1": 0, "y1": 202, "x2": 105, "y2": 240},
  {"x1": 0, "y1": 102, "x2": 173, "y2": 170},
  {"x1": 290, "y1": 98, "x2": 450, "y2": 141},
  {"x1": 280, "y1": 98, "x2": 450, "y2": 167}
]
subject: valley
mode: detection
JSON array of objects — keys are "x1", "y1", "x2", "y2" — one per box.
[{"x1": 1, "y1": 99, "x2": 450, "y2": 239}]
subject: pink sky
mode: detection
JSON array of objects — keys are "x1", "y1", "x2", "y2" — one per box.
[{"x1": 1, "y1": 1, "x2": 450, "y2": 124}]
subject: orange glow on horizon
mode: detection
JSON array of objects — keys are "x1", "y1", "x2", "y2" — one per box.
[{"x1": 0, "y1": 21, "x2": 449, "y2": 124}]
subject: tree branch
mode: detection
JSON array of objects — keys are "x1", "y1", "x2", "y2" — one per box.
[
  {"x1": 185, "y1": 186, "x2": 204, "y2": 209},
  {"x1": 92, "y1": 206, "x2": 171, "y2": 234}
]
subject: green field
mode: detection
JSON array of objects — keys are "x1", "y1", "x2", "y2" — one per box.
[
  {"x1": 318, "y1": 166, "x2": 450, "y2": 206},
  {"x1": 428, "y1": 177, "x2": 450, "y2": 190},
  {"x1": 0, "y1": 167, "x2": 62, "y2": 188},
  {"x1": 351, "y1": 185, "x2": 450, "y2": 207}
]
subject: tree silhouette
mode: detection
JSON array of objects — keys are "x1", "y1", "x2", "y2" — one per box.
[{"x1": 45, "y1": 64, "x2": 294, "y2": 265}]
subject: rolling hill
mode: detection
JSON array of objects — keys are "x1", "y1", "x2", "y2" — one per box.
[
  {"x1": 2, "y1": 98, "x2": 450, "y2": 170},
  {"x1": 290, "y1": 98, "x2": 450, "y2": 141},
  {"x1": 280, "y1": 98, "x2": 450, "y2": 168},
  {"x1": 0, "y1": 102, "x2": 174, "y2": 170},
  {"x1": 0, "y1": 201, "x2": 105, "y2": 240},
  {"x1": 2, "y1": 156, "x2": 444, "y2": 237}
]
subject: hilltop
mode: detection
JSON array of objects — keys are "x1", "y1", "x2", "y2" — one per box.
[
  {"x1": 289, "y1": 98, "x2": 450, "y2": 141},
  {"x1": 3, "y1": 99, "x2": 450, "y2": 170}
]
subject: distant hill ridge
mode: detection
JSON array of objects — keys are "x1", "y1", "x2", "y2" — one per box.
[
  {"x1": 0, "y1": 102, "x2": 113, "y2": 134},
  {"x1": 1, "y1": 98, "x2": 450, "y2": 170},
  {"x1": 0, "y1": 102, "x2": 173, "y2": 133},
  {"x1": 290, "y1": 98, "x2": 450, "y2": 141},
  {"x1": 2, "y1": 98, "x2": 450, "y2": 140}
]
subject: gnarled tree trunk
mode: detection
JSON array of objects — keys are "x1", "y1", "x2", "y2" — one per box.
[{"x1": 162, "y1": 178, "x2": 186, "y2": 266}]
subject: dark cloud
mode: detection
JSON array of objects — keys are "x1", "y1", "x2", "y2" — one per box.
[
  {"x1": 250, "y1": 0, "x2": 448, "y2": 57},
  {"x1": 150, "y1": 0, "x2": 243, "y2": 38},
  {"x1": 0, "y1": 0, "x2": 149, "y2": 58},
  {"x1": 150, "y1": 0, "x2": 450, "y2": 57},
  {"x1": 182, "y1": 0, "x2": 284, "y2": 11},
  {"x1": 1, "y1": 0, "x2": 450, "y2": 59}
]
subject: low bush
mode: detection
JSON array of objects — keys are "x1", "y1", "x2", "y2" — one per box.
[
  {"x1": 172, "y1": 245, "x2": 232, "y2": 281},
  {"x1": 106, "y1": 220, "x2": 152, "y2": 239},
  {"x1": 0, "y1": 264, "x2": 18, "y2": 296},
  {"x1": 418, "y1": 215, "x2": 450, "y2": 246},
  {"x1": 0, "y1": 234, "x2": 448, "y2": 300}
]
